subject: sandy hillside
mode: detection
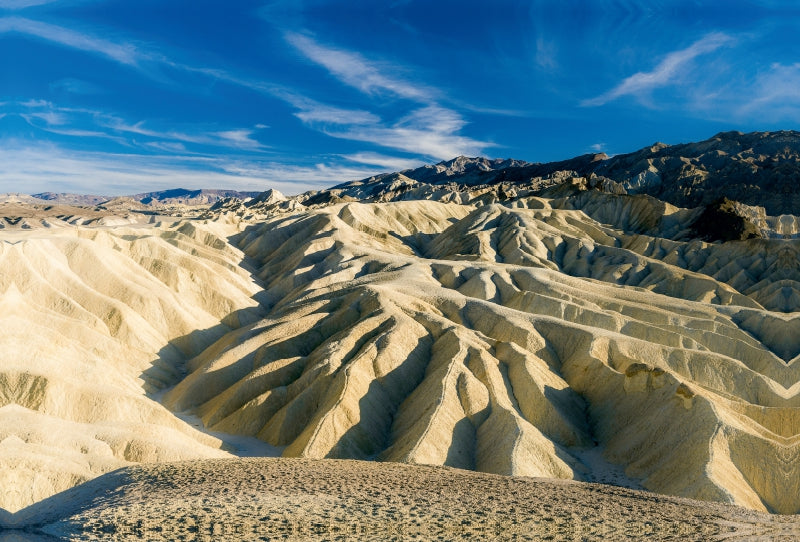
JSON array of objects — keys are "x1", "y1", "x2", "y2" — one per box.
[
  {"x1": 1, "y1": 179, "x2": 800, "y2": 519},
  {"x1": 9, "y1": 458, "x2": 800, "y2": 541}
]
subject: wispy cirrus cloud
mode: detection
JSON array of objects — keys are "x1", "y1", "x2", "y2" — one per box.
[
  {"x1": 103, "y1": 118, "x2": 266, "y2": 150},
  {"x1": 4, "y1": 15, "x2": 485, "y2": 169},
  {"x1": 739, "y1": 62, "x2": 800, "y2": 120},
  {"x1": 0, "y1": 16, "x2": 144, "y2": 65},
  {"x1": 16, "y1": 100, "x2": 268, "y2": 151},
  {"x1": 0, "y1": 0, "x2": 59, "y2": 9},
  {"x1": 341, "y1": 152, "x2": 424, "y2": 171},
  {"x1": 0, "y1": 142, "x2": 382, "y2": 195},
  {"x1": 50, "y1": 77, "x2": 103, "y2": 95},
  {"x1": 284, "y1": 33, "x2": 491, "y2": 160},
  {"x1": 582, "y1": 32, "x2": 734, "y2": 107},
  {"x1": 273, "y1": 91, "x2": 380, "y2": 125},
  {"x1": 2, "y1": 15, "x2": 455, "y2": 159},
  {"x1": 323, "y1": 105, "x2": 489, "y2": 158},
  {"x1": 535, "y1": 36, "x2": 558, "y2": 70},
  {"x1": 285, "y1": 32, "x2": 432, "y2": 101},
  {"x1": 0, "y1": 15, "x2": 265, "y2": 89}
]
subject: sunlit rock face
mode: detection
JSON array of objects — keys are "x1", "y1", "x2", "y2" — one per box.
[
  {"x1": 0, "y1": 205, "x2": 264, "y2": 512},
  {"x1": 6, "y1": 133, "x2": 800, "y2": 516}
]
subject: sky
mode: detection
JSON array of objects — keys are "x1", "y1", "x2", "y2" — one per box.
[{"x1": 1, "y1": 0, "x2": 799, "y2": 195}]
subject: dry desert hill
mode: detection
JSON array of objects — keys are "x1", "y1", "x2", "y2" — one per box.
[{"x1": 3, "y1": 130, "x2": 800, "y2": 539}]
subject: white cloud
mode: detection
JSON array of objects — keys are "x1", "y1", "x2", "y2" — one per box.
[
  {"x1": 582, "y1": 32, "x2": 734, "y2": 107},
  {"x1": 324, "y1": 105, "x2": 491, "y2": 159},
  {"x1": 0, "y1": 16, "x2": 143, "y2": 65},
  {"x1": 0, "y1": 143, "x2": 377, "y2": 195},
  {"x1": 589, "y1": 143, "x2": 606, "y2": 153},
  {"x1": 50, "y1": 77, "x2": 103, "y2": 95},
  {"x1": 215, "y1": 130, "x2": 263, "y2": 149},
  {"x1": 17, "y1": 100, "x2": 268, "y2": 151},
  {"x1": 0, "y1": 0, "x2": 58, "y2": 9},
  {"x1": 4, "y1": 17, "x2": 491, "y2": 168},
  {"x1": 144, "y1": 141, "x2": 188, "y2": 153},
  {"x1": 741, "y1": 63, "x2": 800, "y2": 118},
  {"x1": 220, "y1": 160, "x2": 385, "y2": 185},
  {"x1": 103, "y1": 119, "x2": 266, "y2": 150},
  {"x1": 286, "y1": 32, "x2": 432, "y2": 101},
  {"x1": 274, "y1": 92, "x2": 380, "y2": 125},
  {"x1": 283, "y1": 34, "x2": 491, "y2": 160},
  {"x1": 20, "y1": 109, "x2": 66, "y2": 125},
  {"x1": 20, "y1": 119, "x2": 127, "y2": 142},
  {"x1": 0, "y1": 16, "x2": 259, "y2": 88},
  {"x1": 535, "y1": 36, "x2": 557, "y2": 70},
  {"x1": 342, "y1": 152, "x2": 425, "y2": 171}
]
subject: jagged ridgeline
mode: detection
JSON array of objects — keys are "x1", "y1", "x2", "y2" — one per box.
[{"x1": 3, "y1": 130, "x2": 800, "y2": 518}]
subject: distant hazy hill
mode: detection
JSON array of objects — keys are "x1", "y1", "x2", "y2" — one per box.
[
  {"x1": 32, "y1": 192, "x2": 109, "y2": 206},
  {"x1": 32, "y1": 188, "x2": 261, "y2": 207},
  {"x1": 131, "y1": 188, "x2": 262, "y2": 206}
]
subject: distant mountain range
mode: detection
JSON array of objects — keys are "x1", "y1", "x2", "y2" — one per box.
[
  {"x1": 20, "y1": 130, "x2": 800, "y2": 218},
  {"x1": 30, "y1": 188, "x2": 261, "y2": 207},
  {"x1": 324, "y1": 130, "x2": 800, "y2": 216}
]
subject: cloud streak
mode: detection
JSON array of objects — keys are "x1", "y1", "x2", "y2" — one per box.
[
  {"x1": 3, "y1": 16, "x2": 473, "y2": 159},
  {"x1": 284, "y1": 33, "x2": 491, "y2": 160},
  {"x1": 582, "y1": 32, "x2": 734, "y2": 107},
  {"x1": 341, "y1": 152, "x2": 424, "y2": 171},
  {"x1": 285, "y1": 32, "x2": 432, "y2": 101},
  {"x1": 322, "y1": 105, "x2": 491, "y2": 159},
  {"x1": 731, "y1": 62, "x2": 800, "y2": 123},
  {"x1": 0, "y1": 143, "x2": 383, "y2": 195},
  {"x1": 16, "y1": 100, "x2": 268, "y2": 151},
  {"x1": 0, "y1": 16, "x2": 144, "y2": 65},
  {"x1": 273, "y1": 91, "x2": 380, "y2": 125},
  {"x1": 0, "y1": 0, "x2": 59, "y2": 9}
]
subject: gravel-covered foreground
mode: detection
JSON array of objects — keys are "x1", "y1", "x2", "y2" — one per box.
[{"x1": 8, "y1": 458, "x2": 800, "y2": 541}]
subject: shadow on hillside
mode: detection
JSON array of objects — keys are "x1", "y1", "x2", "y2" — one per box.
[
  {"x1": 0, "y1": 469, "x2": 131, "y2": 530},
  {"x1": 137, "y1": 225, "x2": 282, "y2": 456},
  {"x1": 138, "y1": 223, "x2": 273, "y2": 390}
]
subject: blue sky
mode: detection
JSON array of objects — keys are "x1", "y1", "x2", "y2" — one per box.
[{"x1": 1, "y1": 0, "x2": 799, "y2": 195}]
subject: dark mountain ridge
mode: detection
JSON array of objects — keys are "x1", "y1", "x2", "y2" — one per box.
[{"x1": 329, "y1": 130, "x2": 800, "y2": 216}]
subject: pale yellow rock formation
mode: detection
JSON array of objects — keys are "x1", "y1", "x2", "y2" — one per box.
[
  {"x1": 5, "y1": 195, "x2": 800, "y2": 515},
  {"x1": 161, "y1": 199, "x2": 800, "y2": 513},
  {"x1": 0, "y1": 218, "x2": 264, "y2": 511}
]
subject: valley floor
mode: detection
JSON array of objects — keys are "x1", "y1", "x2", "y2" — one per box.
[{"x1": 6, "y1": 458, "x2": 799, "y2": 541}]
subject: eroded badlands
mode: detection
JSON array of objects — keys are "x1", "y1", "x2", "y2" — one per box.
[{"x1": 3, "y1": 181, "x2": 800, "y2": 527}]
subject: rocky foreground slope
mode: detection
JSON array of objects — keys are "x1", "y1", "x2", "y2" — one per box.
[
  {"x1": 12, "y1": 458, "x2": 798, "y2": 541},
  {"x1": 3, "y1": 130, "x2": 800, "y2": 523}
]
